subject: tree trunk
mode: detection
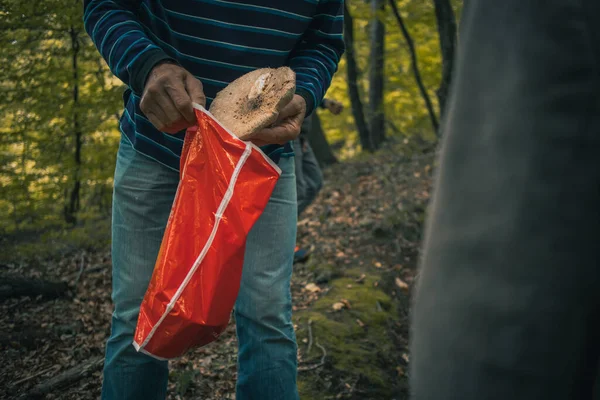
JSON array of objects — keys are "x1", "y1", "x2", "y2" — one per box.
[
  {"x1": 343, "y1": 3, "x2": 373, "y2": 152},
  {"x1": 369, "y1": 0, "x2": 386, "y2": 148},
  {"x1": 389, "y1": 0, "x2": 440, "y2": 135},
  {"x1": 433, "y1": 0, "x2": 457, "y2": 119},
  {"x1": 307, "y1": 113, "x2": 338, "y2": 168},
  {"x1": 65, "y1": 27, "x2": 81, "y2": 225}
]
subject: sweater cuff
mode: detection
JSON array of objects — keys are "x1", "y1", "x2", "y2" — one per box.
[
  {"x1": 295, "y1": 87, "x2": 316, "y2": 117},
  {"x1": 130, "y1": 48, "x2": 179, "y2": 95}
]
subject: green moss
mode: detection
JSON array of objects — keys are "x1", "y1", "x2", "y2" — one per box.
[
  {"x1": 308, "y1": 263, "x2": 342, "y2": 284},
  {"x1": 295, "y1": 270, "x2": 398, "y2": 399}
]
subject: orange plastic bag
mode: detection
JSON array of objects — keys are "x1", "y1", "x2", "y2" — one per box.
[{"x1": 133, "y1": 104, "x2": 281, "y2": 359}]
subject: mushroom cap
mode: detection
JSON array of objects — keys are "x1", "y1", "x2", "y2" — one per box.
[{"x1": 209, "y1": 67, "x2": 296, "y2": 139}]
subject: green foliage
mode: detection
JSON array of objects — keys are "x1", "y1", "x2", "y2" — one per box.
[
  {"x1": 0, "y1": 0, "x2": 122, "y2": 235},
  {"x1": 321, "y1": 0, "x2": 463, "y2": 158}
]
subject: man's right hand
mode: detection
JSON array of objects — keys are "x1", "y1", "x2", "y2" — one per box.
[{"x1": 140, "y1": 62, "x2": 206, "y2": 134}]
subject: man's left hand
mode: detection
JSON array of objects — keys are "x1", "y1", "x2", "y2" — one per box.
[{"x1": 248, "y1": 95, "x2": 306, "y2": 146}]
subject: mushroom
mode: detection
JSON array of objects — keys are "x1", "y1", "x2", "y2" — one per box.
[{"x1": 209, "y1": 67, "x2": 296, "y2": 140}]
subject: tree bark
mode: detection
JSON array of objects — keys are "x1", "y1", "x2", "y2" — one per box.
[
  {"x1": 369, "y1": 0, "x2": 386, "y2": 148},
  {"x1": 307, "y1": 113, "x2": 338, "y2": 168},
  {"x1": 343, "y1": 3, "x2": 373, "y2": 152},
  {"x1": 389, "y1": 0, "x2": 440, "y2": 134},
  {"x1": 433, "y1": 0, "x2": 458, "y2": 119},
  {"x1": 65, "y1": 27, "x2": 82, "y2": 224}
]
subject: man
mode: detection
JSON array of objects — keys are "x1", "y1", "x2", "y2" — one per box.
[
  {"x1": 411, "y1": 1, "x2": 600, "y2": 399},
  {"x1": 83, "y1": 1, "x2": 344, "y2": 399},
  {"x1": 294, "y1": 98, "x2": 343, "y2": 263}
]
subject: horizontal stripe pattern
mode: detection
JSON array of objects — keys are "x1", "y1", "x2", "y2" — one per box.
[{"x1": 84, "y1": 0, "x2": 344, "y2": 171}]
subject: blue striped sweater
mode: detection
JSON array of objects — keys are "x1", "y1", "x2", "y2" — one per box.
[{"x1": 83, "y1": 0, "x2": 344, "y2": 171}]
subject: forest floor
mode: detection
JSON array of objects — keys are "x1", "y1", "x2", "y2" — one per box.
[{"x1": 0, "y1": 145, "x2": 435, "y2": 400}]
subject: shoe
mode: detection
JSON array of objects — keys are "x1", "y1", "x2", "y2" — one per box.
[{"x1": 294, "y1": 246, "x2": 310, "y2": 264}]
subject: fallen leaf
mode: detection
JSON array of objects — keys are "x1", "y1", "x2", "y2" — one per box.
[
  {"x1": 356, "y1": 319, "x2": 365, "y2": 327},
  {"x1": 340, "y1": 299, "x2": 352, "y2": 309},
  {"x1": 397, "y1": 366, "x2": 405, "y2": 376},
  {"x1": 402, "y1": 353, "x2": 410, "y2": 363},
  {"x1": 304, "y1": 283, "x2": 320, "y2": 293},
  {"x1": 395, "y1": 277, "x2": 409, "y2": 291},
  {"x1": 332, "y1": 302, "x2": 345, "y2": 311},
  {"x1": 346, "y1": 284, "x2": 353, "y2": 289},
  {"x1": 374, "y1": 261, "x2": 382, "y2": 268}
]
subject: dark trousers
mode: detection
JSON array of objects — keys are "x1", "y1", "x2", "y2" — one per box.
[
  {"x1": 295, "y1": 113, "x2": 323, "y2": 216},
  {"x1": 410, "y1": 1, "x2": 600, "y2": 399}
]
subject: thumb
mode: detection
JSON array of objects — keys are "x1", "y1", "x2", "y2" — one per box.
[
  {"x1": 277, "y1": 96, "x2": 304, "y2": 121},
  {"x1": 185, "y1": 74, "x2": 206, "y2": 108}
]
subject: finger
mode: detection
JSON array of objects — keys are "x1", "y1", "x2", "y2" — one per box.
[
  {"x1": 185, "y1": 74, "x2": 206, "y2": 108},
  {"x1": 164, "y1": 78, "x2": 196, "y2": 125},
  {"x1": 250, "y1": 139, "x2": 269, "y2": 147},
  {"x1": 141, "y1": 97, "x2": 170, "y2": 132},
  {"x1": 141, "y1": 83, "x2": 183, "y2": 132},
  {"x1": 144, "y1": 108, "x2": 168, "y2": 132},
  {"x1": 252, "y1": 128, "x2": 287, "y2": 145},
  {"x1": 153, "y1": 87, "x2": 187, "y2": 129},
  {"x1": 277, "y1": 97, "x2": 304, "y2": 121},
  {"x1": 252, "y1": 120, "x2": 300, "y2": 145}
]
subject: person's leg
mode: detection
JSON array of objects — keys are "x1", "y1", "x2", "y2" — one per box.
[
  {"x1": 296, "y1": 114, "x2": 313, "y2": 216},
  {"x1": 298, "y1": 140, "x2": 323, "y2": 215},
  {"x1": 294, "y1": 137, "x2": 307, "y2": 215},
  {"x1": 411, "y1": 1, "x2": 600, "y2": 399},
  {"x1": 235, "y1": 155, "x2": 299, "y2": 400},
  {"x1": 102, "y1": 137, "x2": 178, "y2": 400}
]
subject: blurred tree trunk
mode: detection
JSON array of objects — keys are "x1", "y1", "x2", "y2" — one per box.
[
  {"x1": 307, "y1": 113, "x2": 338, "y2": 168},
  {"x1": 343, "y1": 3, "x2": 373, "y2": 152},
  {"x1": 65, "y1": 27, "x2": 81, "y2": 225},
  {"x1": 433, "y1": 0, "x2": 457, "y2": 119},
  {"x1": 389, "y1": 0, "x2": 439, "y2": 134},
  {"x1": 369, "y1": 0, "x2": 386, "y2": 148}
]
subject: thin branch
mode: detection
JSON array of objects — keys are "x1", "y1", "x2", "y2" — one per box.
[
  {"x1": 74, "y1": 251, "x2": 86, "y2": 289},
  {"x1": 306, "y1": 319, "x2": 314, "y2": 356},
  {"x1": 299, "y1": 342, "x2": 327, "y2": 372},
  {"x1": 389, "y1": 0, "x2": 440, "y2": 134},
  {"x1": 10, "y1": 365, "x2": 61, "y2": 388}
]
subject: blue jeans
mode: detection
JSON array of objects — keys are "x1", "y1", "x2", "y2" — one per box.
[{"x1": 102, "y1": 137, "x2": 299, "y2": 400}]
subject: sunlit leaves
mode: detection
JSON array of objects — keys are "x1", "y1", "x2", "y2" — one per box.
[
  {"x1": 320, "y1": 0, "x2": 462, "y2": 157},
  {"x1": 0, "y1": 0, "x2": 122, "y2": 231}
]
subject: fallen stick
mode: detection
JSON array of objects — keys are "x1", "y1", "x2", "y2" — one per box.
[
  {"x1": 10, "y1": 365, "x2": 61, "y2": 388},
  {"x1": 298, "y1": 342, "x2": 327, "y2": 372},
  {"x1": 306, "y1": 319, "x2": 313, "y2": 357},
  {"x1": 73, "y1": 252, "x2": 86, "y2": 288},
  {"x1": 20, "y1": 357, "x2": 103, "y2": 399}
]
